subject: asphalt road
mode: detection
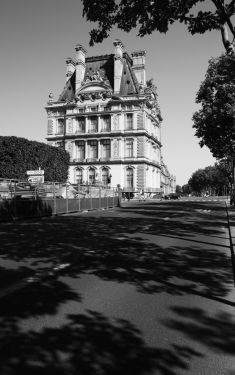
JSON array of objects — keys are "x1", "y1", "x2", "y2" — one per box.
[{"x1": 1, "y1": 200, "x2": 235, "y2": 375}]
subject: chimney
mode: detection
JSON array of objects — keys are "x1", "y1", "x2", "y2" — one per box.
[
  {"x1": 113, "y1": 39, "x2": 124, "y2": 94},
  {"x1": 74, "y1": 44, "x2": 87, "y2": 91},
  {"x1": 131, "y1": 50, "x2": 146, "y2": 86},
  {"x1": 66, "y1": 57, "x2": 76, "y2": 81}
]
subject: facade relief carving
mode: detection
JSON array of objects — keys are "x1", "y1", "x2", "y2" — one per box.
[
  {"x1": 67, "y1": 119, "x2": 73, "y2": 133},
  {"x1": 47, "y1": 119, "x2": 54, "y2": 135},
  {"x1": 77, "y1": 90, "x2": 112, "y2": 103},
  {"x1": 83, "y1": 70, "x2": 103, "y2": 83},
  {"x1": 112, "y1": 139, "x2": 119, "y2": 158},
  {"x1": 66, "y1": 142, "x2": 73, "y2": 158},
  {"x1": 112, "y1": 114, "x2": 120, "y2": 131}
]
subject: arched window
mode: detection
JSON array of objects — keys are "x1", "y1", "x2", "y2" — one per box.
[
  {"x1": 89, "y1": 168, "x2": 96, "y2": 185},
  {"x1": 101, "y1": 167, "x2": 109, "y2": 185},
  {"x1": 76, "y1": 168, "x2": 83, "y2": 184},
  {"x1": 126, "y1": 167, "x2": 134, "y2": 188}
]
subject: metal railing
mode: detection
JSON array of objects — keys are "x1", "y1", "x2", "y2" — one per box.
[{"x1": 0, "y1": 180, "x2": 119, "y2": 220}]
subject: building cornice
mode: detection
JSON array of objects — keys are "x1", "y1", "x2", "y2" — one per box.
[
  {"x1": 47, "y1": 131, "x2": 162, "y2": 146},
  {"x1": 70, "y1": 159, "x2": 161, "y2": 169}
]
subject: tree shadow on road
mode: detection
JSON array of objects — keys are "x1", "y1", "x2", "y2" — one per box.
[
  {"x1": 163, "y1": 305, "x2": 235, "y2": 356},
  {"x1": 0, "y1": 301, "x2": 202, "y2": 375},
  {"x1": 0, "y1": 200, "x2": 234, "y2": 374},
  {"x1": 121, "y1": 201, "x2": 228, "y2": 238},
  {"x1": 0, "y1": 201, "x2": 233, "y2": 299}
]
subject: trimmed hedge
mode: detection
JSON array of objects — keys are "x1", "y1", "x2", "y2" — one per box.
[{"x1": 0, "y1": 136, "x2": 70, "y2": 182}]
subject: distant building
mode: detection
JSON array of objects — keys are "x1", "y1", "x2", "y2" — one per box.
[
  {"x1": 46, "y1": 40, "x2": 175, "y2": 194},
  {"x1": 160, "y1": 157, "x2": 176, "y2": 195}
]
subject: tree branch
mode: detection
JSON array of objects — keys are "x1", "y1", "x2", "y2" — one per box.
[{"x1": 212, "y1": 0, "x2": 235, "y2": 37}]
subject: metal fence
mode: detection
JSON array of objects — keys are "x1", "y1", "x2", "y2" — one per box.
[{"x1": 0, "y1": 180, "x2": 119, "y2": 220}]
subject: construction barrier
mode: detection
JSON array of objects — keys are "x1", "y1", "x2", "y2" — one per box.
[{"x1": 0, "y1": 180, "x2": 119, "y2": 221}]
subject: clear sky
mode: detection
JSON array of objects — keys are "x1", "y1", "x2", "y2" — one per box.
[{"x1": 1, "y1": 0, "x2": 232, "y2": 185}]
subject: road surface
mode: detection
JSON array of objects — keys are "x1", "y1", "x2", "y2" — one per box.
[{"x1": 0, "y1": 199, "x2": 235, "y2": 374}]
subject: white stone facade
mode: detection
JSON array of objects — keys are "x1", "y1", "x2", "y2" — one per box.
[{"x1": 46, "y1": 40, "x2": 174, "y2": 194}]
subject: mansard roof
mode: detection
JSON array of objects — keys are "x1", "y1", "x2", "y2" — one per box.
[
  {"x1": 120, "y1": 54, "x2": 139, "y2": 95},
  {"x1": 58, "y1": 71, "x2": 76, "y2": 102},
  {"x1": 58, "y1": 52, "x2": 140, "y2": 102}
]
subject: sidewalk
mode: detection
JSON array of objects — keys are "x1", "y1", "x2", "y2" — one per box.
[{"x1": 226, "y1": 204, "x2": 235, "y2": 275}]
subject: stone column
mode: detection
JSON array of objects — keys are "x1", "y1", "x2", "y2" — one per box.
[
  {"x1": 113, "y1": 39, "x2": 124, "y2": 94},
  {"x1": 75, "y1": 44, "x2": 87, "y2": 92},
  {"x1": 66, "y1": 57, "x2": 76, "y2": 82}
]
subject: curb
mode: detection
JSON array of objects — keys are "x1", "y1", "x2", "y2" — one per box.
[{"x1": 225, "y1": 203, "x2": 235, "y2": 285}]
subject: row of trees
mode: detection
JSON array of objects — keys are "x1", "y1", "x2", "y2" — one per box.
[
  {"x1": 0, "y1": 136, "x2": 70, "y2": 182},
  {"x1": 179, "y1": 159, "x2": 232, "y2": 196}
]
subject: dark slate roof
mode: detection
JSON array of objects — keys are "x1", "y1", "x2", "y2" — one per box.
[
  {"x1": 58, "y1": 71, "x2": 76, "y2": 102},
  {"x1": 120, "y1": 54, "x2": 139, "y2": 95},
  {"x1": 58, "y1": 52, "x2": 139, "y2": 101}
]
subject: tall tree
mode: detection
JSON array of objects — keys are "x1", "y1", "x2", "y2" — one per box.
[
  {"x1": 82, "y1": 0, "x2": 235, "y2": 52},
  {"x1": 192, "y1": 54, "x2": 235, "y2": 159},
  {"x1": 188, "y1": 168, "x2": 208, "y2": 194}
]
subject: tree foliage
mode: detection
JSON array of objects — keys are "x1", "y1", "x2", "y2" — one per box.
[
  {"x1": 192, "y1": 54, "x2": 235, "y2": 158},
  {"x1": 81, "y1": 0, "x2": 235, "y2": 46},
  {"x1": 182, "y1": 183, "x2": 191, "y2": 194},
  {"x1": 188, "y1": 159, "x2": 232, "y2": 194},
  {"x1": 175, "y1": 184, "x2": 182, "y2": 194},
  {"x1": 0, "y1": 136, "x2": 70, "y2": 182}
]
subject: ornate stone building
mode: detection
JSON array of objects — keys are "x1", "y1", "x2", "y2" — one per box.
[
  {"x1": 46, "y1": 40, "x2": 174, "y2": 194},
  {"x1": 160, "y1": 157, "x2": 176, "y2": 195}
]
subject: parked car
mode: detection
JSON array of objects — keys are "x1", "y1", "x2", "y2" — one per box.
[
  {"x1": 164, "y1": 194, "x2": 170, "y2": 200},
  {"x1": 169, "y1": 193, "x2": 180, "y2": 200}
]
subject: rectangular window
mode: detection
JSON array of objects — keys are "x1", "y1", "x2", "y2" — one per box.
[
  {"x1": 101, "y1": 116, "x2": 111, "y2": 132},
  {"x1": 88, "y1": 117, "x2": 98, "y2": 133},
  {"x1": 88, "y1": 140, "x2": 98, "y2": 159},
  {"x1": 125, "y1": 113, "x2": 133, "y2": 130},
  {"x1": 101, "y1": 139, "x2": 110, "y2": 158},
  {"x1": 79, "y1": 108, "x2": 84, "y2": 113},
  {"x1": 57, "y1": 119, "x2": 64, "y2": 134},
  {"x1": 125, "y1": 139, "x2": 134, "y2": 157},
  {"x1": 76, "y1": 141, "x2": 85, "y2": 160},
  {"x1": 76, "y1": 118, "x2": 85, "y2": 133}
]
